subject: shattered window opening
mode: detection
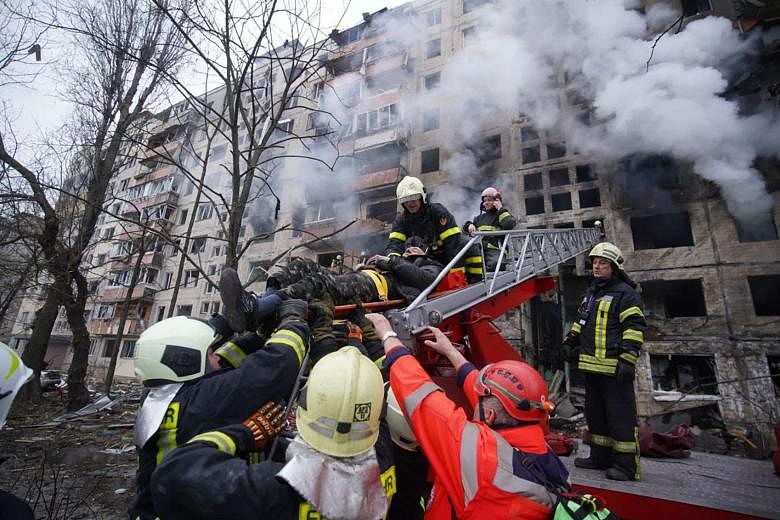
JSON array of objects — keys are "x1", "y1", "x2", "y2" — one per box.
[
  {"x1": 768, "y1": 356, "x2": 780, "y2": 396},
  {"x1": 575, "y1": 164, "x2": 597, "y2": 182},
  {"x1": 650, "y1": 354, "x2": 718, "y2": 395},
  {"x1": 426, "y1": 8, "x2": 442, "y2": 26},
  {"x1": 630, "y1": 212, "x2": 694, "y2": 250},
  {"x1": 551, "y1": 192, "x2": 572, "y2": 212},
  {"x1": 423, "y1": 109, "x2": 440, "y2": 132},
  {"x1": 641, "y1": 279, "x2": 707, "y2": 318},
  {"x1": 734, "y1": 213, "x2": 778, "y2": 243},
  {"x1": 747, "y1": 275, "x2": 780, "y2": 316},
  {"x1": 525, "y1": 196, "x2": 545, "y2": 215},
  {"x1": 521, "y1": 145, "x2": 541, "y2": 164},
  {"x1": 524, "y1": 172, "x2": 542, "y2": 191},
  {"x1": 521, "y1": 126, "x2": 539, "y2": 142},
  {"x1": 549, "y1": 168, "x2": 569, "y2": 187},
  {"x1": 421, "y1": 148, "x2": 440, "y2": 173},
  {"x1": 547, "y1": 142, "x2": 566, "y2": 160},
  {"x1": 425, "y1": 39, "x2": 441, "y2": 59},
  {"x1": 424, "y1": 72, "x2": 441, "y2": 90},
  {"x1": 578, "y1": 188, "x2": 601, "y2": 208}
]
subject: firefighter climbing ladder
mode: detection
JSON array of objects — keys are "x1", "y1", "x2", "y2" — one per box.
[{"x1": 386, "y1": 227, "x2": 603, "y2": 339}]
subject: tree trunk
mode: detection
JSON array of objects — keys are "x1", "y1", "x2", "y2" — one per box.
[
  {"x1": 64, "y1": 270, "x2": 91, "y2": 410},
  {"x1": 18, "y1": 286, "x2": 61, "y2": 402},
  {"x1": 104, "y1": 233, "x2": 147, "y2": 395}
]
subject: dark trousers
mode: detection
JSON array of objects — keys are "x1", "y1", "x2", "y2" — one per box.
[{"x1": 583, "y1": 372, "x2": 640, "y2": 480}]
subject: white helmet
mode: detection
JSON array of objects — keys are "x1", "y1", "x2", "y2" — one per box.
[
  {"x1": 481, "y1": 186, "x2": 501, "y2": 201},
  {"x1": 589, "y1": 242, "x2": 624, "y2": 271},
  {"x1": 134, "y1": 316, "x2": 218, "y2": 385},
  {"x1": 297, "y1": 346, "x2": 384, "y2": 457},
  {"x1": 396, "y1": 176, "x2": 427, "y2": 204},
  {"x1": 386, "y1": 385, "x2": 418, "y2": 451},
  {"x1": 0, "y1": 342, "x2": 33, "y2": 429}
]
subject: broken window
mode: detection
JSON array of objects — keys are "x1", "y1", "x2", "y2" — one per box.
[
  {"x1": 582, "y1": 218, "x2": 602, "y2": 228},
  {"x1": 624, "y1": 154, "x2": 679, "y2": 188},
  {"x1": 423, "y1": 109, "x2": 440, "y2": 131},
  {"x1": 682, "y1": 0, "x2": 712, "y2": 17},
  {"x1": 425, "y1": 39, "x2": 441, "y2": 59},
  {"x1": 525, "y1": 196, "x2": 545, "y2": 215},
  {"x1": 651, "y1": 354, "x2": 718, "y2": 394},
  {"x1": 102, "y1": 340, "x2": 115, "y2": 358},
  {"x1": 734, "y1": 214, "x2": 778, "y2": 243},
  {"x1": 576, "y1": 164, "x2": 597, "y2": 182},
  {"x1": 521, "y1": 126, "x2": 539, "y2": 142},
  {"x1": 551, "y1": 192, "x2": 572, "y2": 212},
  {"x1": 426, "y1": 8, "x2": 442, "y2": 26},
  {"x1": 768, "y1": 356, "x2": 780, "y2": 396},
  {"x1": 421, "y1": 148, "x2": 440, "y2": 173},
  {"x1": 120, "y1": 340, "x2": 136, "y2": 359},
  {"x1": 521, "y1": 145, "x2": 541, "y2": 164},
  {"x1": 641, "y1": 279, "x2": 707, "y2": 318},
  {"x1": 549, "y1": 168, "x2": 569, "y2": 187},
  {"x1": 469, "y1": 134, "x2": 501, "y2": 165},
  {"x1": 462, "y1": 26, "x2": 476, "y2": 46},
  {"x1": 424, "y1": 72, "x2": 440, "y2": 90},
  {"x1": 190, "y1": 237, "x2": 207, "y2": 254},
  {"x1": 367, "y1": 199, "x2": 397, "y2": 224},
  {"x1": 317, "y1": 252, "x2": 342, "y2": 268},
  {"x1": 630, "y1": 212, "x2": 694, "y2": 250},
  {"x1": 578, "y1": 188, "x2": 601, "y2": 208},
  {"x1": 554, "y1": 222, "x2": 574, "y2": 229},
  {"x1": 547, "y1": 142, "x2": 566, "y2": 160},
  {"x1": 463, "y1": 0, "x2": 493, "y2": 13},
  {"x1": 176, "y1": 304, "x2": 193, "y2": 316},
  {"x1": 524, "y1": 173, "x2": 542, "y2": 191},
  {"x1": 747, "y1": 275, "x2": 780, "y2": 316}
]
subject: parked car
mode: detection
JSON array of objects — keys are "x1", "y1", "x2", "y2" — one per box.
[{"x1": 40, "y1": 370, "x2": 64, "y2": 392}]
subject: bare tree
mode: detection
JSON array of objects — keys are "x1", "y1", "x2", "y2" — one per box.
[{"x1": 0, "y1": 0, "x2": 188, "y2": 409}]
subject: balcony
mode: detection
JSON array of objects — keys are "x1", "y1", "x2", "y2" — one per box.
[
  {"x1": 109, "y1": 251, "x2": 164, "y2": 271},
  {"x1": 353, "y1": 125, "x2": 407, "y2": 151},
  {"x1": 98, "y1": 284, "x2": 155, "y2": 303},
  {"x1": 352, "y1": 167, "x2": 402, "y2": 192},
  {"x1": 122, "y1": 190, "x2": 179, "y2": 216},
  {"x1": 114, "y1": 220, "x2": 171, "y2": 240},
  {"x1": 89, "y1": 317, "x2": 144, "y2": 336}
]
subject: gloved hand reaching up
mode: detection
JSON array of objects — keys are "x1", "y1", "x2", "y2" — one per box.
[{"x1": 243, "y1": 402, "x2": 287, "y2": 450}]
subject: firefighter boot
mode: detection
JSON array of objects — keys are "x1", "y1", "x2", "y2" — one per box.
[
  {"x1": 605, "y1": 466, "x2": 631, "y2": 481},
  {"x1": 574, "y1": 457, "x2": 609, "y2": 470},
  {"x1": 220, "y1": 268, "x2": 257, "y2": 332}
]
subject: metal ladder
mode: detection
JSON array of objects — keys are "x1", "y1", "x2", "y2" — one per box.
[{"x1": 386, "y1": 227, "x2": 602, "y2": 336}]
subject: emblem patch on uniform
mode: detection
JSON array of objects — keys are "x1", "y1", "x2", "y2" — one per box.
[
  {"x1": 353, "y1": 402, "x2": 372, "y2": 421},
  {"x1": 439, "y1": 217, "x2": 447, "y2": 226}
]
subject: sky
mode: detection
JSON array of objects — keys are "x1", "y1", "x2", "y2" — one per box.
[{"x1": 3, "y1": 0, "x2": 408, "y2": 142}]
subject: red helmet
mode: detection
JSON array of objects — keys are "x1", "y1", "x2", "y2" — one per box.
[
  {"x1": 481, "y1": 187, "x2": 501, "y2": 201},
  {"x1": 473, "y1": 361, "x2": 553, "y2": 422}
]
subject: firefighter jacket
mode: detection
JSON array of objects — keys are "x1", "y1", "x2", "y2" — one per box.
[
  {"x1": 463, "y1": 207, "x2": 517, "y2": 250},
  {"x1": 128, "y1": 321, "x2": 308, "y2": 520},
  {"x1": 150, "y1": 422, "x2": 397, "y2": 520},
  {"x1": 384, "y1": 254, "x2": 444, "y2": 302},
  {"x1": 385, "y1": 349, "x2": 569, "y2": 519},
  {"x1": 386, "y1": 203, "x2": 468, "y2": 275},
  {"x1": 566, "y1": 276, "x2": 646, "y2": 376}
]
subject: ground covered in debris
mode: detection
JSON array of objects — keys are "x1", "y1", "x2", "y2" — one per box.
[{"x1": 0, "y1": 386, "x2": 140, "y2": 519}]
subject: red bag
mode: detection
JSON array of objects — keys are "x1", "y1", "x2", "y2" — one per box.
[
  {"x1": 546, "y1": 431, "x2": 576, "y2": 456},
  {"x1": 639, "y1": 421, "x2": 694, "y2": 458}
]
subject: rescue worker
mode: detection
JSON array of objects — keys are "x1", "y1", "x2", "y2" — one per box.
[
  {"x1": 366, "y1": 313, "x2": 570, "y2": 519},
  {"x1": 128, "y1": 300, "x2": 309, "y2": 520},
  {"x1": 220, "y1": 239, "x2": 443, "y2": 334},
  {"x1": 151, "y1": 346, "x2": 395, "y2": 520},
  {"x1": 463, "y1": 186, "x2": 518, "y2": 272},
  {"x1": 0, "y1": 343, "x2": 36, "y2": 520},
  {"x1": 562, "y1": 241, "x2": 646, "y2": 482},
  {"x1": 386, "y1": 176, "x2": 483, "y2": 281}
]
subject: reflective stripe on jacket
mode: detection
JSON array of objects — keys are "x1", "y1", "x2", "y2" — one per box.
[
  {"x1": 388, "y1": 352, "x2": 568, "y2": 519},
  {"x1": 465, "y1": 208, "x2": 518, "y2": 250},
  {"x1": 567, "y1": 277, "x2": 646, "y2": 375}
]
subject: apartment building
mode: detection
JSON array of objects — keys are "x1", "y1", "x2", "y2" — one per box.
[{"x1": 8, "y1": 0, "x2": 779, "y2": 441}]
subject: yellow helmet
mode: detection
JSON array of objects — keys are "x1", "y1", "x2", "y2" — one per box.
[
  {"x1": 134, "y1": 316, "x2": 218, "y2": 384},
  {"x1": 296, "y1": 346, "x2": 384, "y2": 457},
  {"x1": 386, "y1": 385, "x2": 418, "y2": 451},
  {"x1": 396, "y1": 176, "x2": 427, "y2": 204},
  {"x1": 589, "y1": 242, "x2": 624, "y2": 270}
]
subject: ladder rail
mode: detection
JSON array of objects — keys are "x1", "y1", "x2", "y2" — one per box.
[{"x1": 390, "y1": 228, "x2": 602, "y2": 336}]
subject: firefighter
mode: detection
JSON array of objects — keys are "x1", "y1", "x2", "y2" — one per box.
[
  {"x1": 128, "y1": 300, "x2": 309, "y2": 520},
  {"x1": 562, "y1": 241, "x2": 646, "y2": 482},
  {"x1": 463, "y1": 186, "x2": 518, "y2": 272},
  {"x1": 367, "y1": 313, "x2": 570, "y2": 519},
  {"x1": 150, "y1": 346, "x2": 395, "y2": 520},
  {"x1": 387, "y1": 176, "x2": 483, "y2": 281},
  {"x1": 219, "y1": 239, "x2": 443, "y2": 334},
  {"x1": 0, "y1": 343, "x2": 36, "y2": 520}
]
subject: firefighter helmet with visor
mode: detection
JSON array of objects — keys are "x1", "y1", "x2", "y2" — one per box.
[
  {"x1": 0, "y1": 342, "x2": 33, "y2": 429},
  {"x1": 297, "y1": 346, "x2": 384, "y2": 457},
  {"x1": 396, "y1": 176, "x2": 427, "y2": 204},
  {"x1": 589, "y1": 242, "x2": 624, "y2": 271},
  {"x1": 386, "y1": 384, "x2": 419, "y2": 451},
  {"x1": 133, "y1": 316, "x2": 219, "y2": 385},
  {"x1": 473, "y1": 360, "x2": 553, "y2": 423},
  {"x1": 481, "y1": 186, "x2": 502, "y2": 201}
]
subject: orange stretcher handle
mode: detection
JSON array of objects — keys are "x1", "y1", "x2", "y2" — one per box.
[{"x1": 333, "y1": 299, "x2": 407, "y2": 317}]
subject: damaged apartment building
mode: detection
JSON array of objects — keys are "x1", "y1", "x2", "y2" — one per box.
[{"x1": 7, "y1": 0, "x2": 780, "y2": 444}]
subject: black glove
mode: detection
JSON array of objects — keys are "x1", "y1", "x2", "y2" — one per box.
[
  {"x1": 561, "y1": 343, "x2": 579, "y2": 363},
  {"x1": 615, "y1": 358, "x2": 635, "y2": 383},
  {"x1": 209, "y1": 313, "x2": 234, "y2": 338},
  {"x1": 278, "y1": 298, "x2": 308, "y2": 325}
]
